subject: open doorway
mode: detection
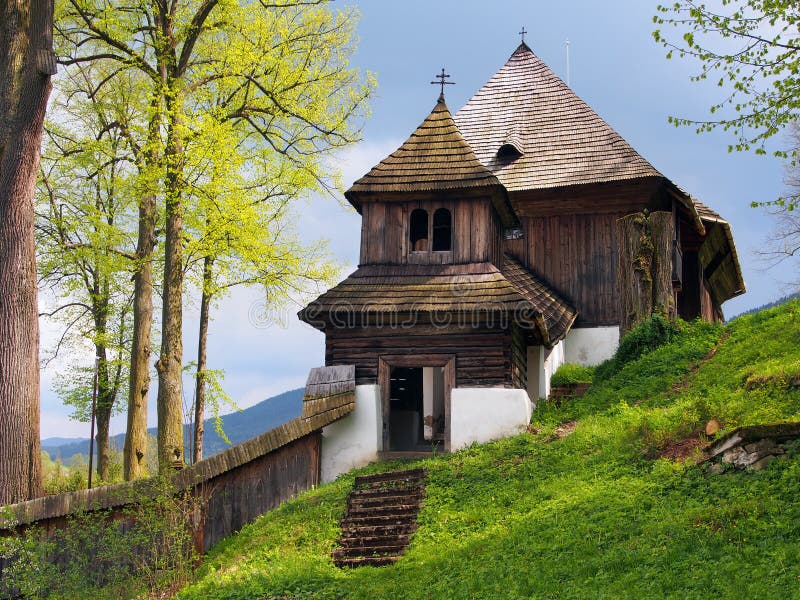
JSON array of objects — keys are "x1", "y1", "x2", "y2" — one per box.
[{"x1": 387, "y1": 366, "x2": 446, "y2": 451}]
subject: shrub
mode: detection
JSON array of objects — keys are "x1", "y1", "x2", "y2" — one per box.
[
  {"x1": 0, "y1": 475, "x2": 203, "y2": 599},
  {"x1": 595, "y1": 314, "x2": 681, "y2": 382},
  {"x1": 550, "y1": 363, "x2": 595, "y2": 387}
]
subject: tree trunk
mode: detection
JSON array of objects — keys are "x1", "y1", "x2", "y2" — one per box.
[
  {"x1": 124, "y1": 193, "x2": 157, "y2": 480},
  {"x1": 0, "y1": 0, "x2": 54, "y2": 504},
  {"x1": 617, "y1": 213, "x2": 652, "y2": 334},
  {"x1": 617, "y1": 210, "x2": 675, "y2": 334},
  {"x1": 155, "y1": 86, "x2": 185, "y2": 471},
  {"x1": 193, "y1": 256, "x2": 213, "y2": 464},
  {"x1": 649, "y1": 211, "x2": 676, "y2": 319},
  {"x1": 94, "y1": 349, "x2": 112, "y2": 482}
]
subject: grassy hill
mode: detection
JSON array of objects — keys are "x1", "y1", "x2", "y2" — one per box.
[{"x1": 179, "y1": 301, "x2": 800, "y2": 600}]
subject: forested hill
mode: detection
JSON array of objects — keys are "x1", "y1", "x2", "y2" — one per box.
[{"x1": 42, "y1": 388, "x2": 304, "y2": 463}]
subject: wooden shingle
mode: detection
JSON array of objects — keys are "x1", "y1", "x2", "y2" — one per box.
[
  {"x1": 345, "y1": 100, "x2": 505, "y2": 202},
  {"x1": 454, "y1": 42, "x2": 662, "y2": 192},
  {"x1": 298, "y1": 261, "x2": 575, "y2": 347}
]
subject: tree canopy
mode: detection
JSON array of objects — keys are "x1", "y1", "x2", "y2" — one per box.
[
  {"x1": 51, "y1": 0, "x2": 372, "y2": 472},
  {"x1": 653, "y1": 1, "x2": 800, "y2": 206}
]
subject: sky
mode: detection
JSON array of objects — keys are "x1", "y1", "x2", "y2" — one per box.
[{"x1": 39, "y1": 1, "x2": 796, "y2": 439}]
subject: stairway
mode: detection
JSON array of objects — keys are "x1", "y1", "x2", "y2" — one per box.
[{"x1": 333, "y1": 468, "x2": 427, "y2": 568}]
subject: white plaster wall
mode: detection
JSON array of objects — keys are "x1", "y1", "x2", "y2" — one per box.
[
  {"x1": 527, "y1": 339, "x2": 566, "y2": 400},
  {"x1": 423, "y1": 367, "x2": 433, "y2": 440},
  {"x1": 320, "y1": 384, "x2": 382, "y2": 483},
  {"x1": 526, "y1": 346, "x2": 541, "y2": 403},
  {"x1": 565, "y1": 326, "x2": 620, "y2": 366},
  {"x1": 450, "y1": 388, "x2": 532, "y2": 451}
]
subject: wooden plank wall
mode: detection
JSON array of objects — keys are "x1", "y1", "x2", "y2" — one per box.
[
  {"x1": 514, "y1": 212, "x2": 623, "y2": 327},
  {"x1": 678, "y1": 250, "x2": 702, "y2": 320},
  {"x1": 201, "y1": 433, "x2": 320, "y2": 552},
  {"x1": 326, "y1": 324, "x2": 517, "y2": 388},
  {"x1": 510, "y1": 325, "x2": 527, "y2": 390},
  {"x1": 0, "y1": 431, "x2": 323, "y2": 572},
  {"x1": 360, "y1": 198, "x2": 501, "y2": 266}
]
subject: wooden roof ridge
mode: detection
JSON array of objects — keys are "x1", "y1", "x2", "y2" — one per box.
[
  {"x1": 501, "y1": 253, "x2": 577, "y2": 345},
  {"x1": 345, "y1": 99, "x2": 502, "y2": 200},
  {"x1": 453, "y1": 43, "x2": 663, "y2": 192}
]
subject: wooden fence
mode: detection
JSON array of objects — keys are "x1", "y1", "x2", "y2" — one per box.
[{"x1": 0, "y1": 366, "x2": 355, "y2": 575}]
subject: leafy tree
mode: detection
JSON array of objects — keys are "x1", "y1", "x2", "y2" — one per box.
[
  {"x1": 0, "y1": 0, "x2": 56, "y2": 503},
  {"x1": 56, "y1": 0, "x2": 373, "y2": 470},
  {"x1": 653, "y1": 1, "x2": 800, "y2": 206},
  {"x1": 37, "y1": 63, "x2": 139, "y2": 482},
  {"x1": 182, "y1": 165, "x2": 337, "y2": 461}
]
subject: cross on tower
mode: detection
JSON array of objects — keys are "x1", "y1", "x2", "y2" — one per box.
[
  {"x1": 519, "y1": 27, "x2": 527, "y2": 43},
  {"x1": 431, "y1": 68, "x2": 455, "y2": 102}
]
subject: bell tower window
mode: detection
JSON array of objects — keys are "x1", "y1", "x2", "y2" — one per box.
[
  {"x1": 432, "y1": 208, "x2": 452, "y2": 251},
  {"x1": 410, "y1": 209, "x2": 428, "y2": 251}
]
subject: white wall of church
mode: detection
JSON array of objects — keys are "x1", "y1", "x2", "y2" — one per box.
[
  {"x1": 527, "y1": 339, "x2": 566, "y2": 400},
  {"x1": 565, "y1": 326, "x2": 619, "y2": 366},
  {"x1": 450, "y1": 388, "x2": 532, "y2": 451},
  {"x1": 320, "y1": 384, "x2": 382, "y2": 483},
  {"x1": 422, "y1": 366, "x2": 444, "y2": 440}
]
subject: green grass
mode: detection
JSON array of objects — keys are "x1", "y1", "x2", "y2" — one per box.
[
  {"x1": 179, "y1": 301, "x2": 800, "y2": 600},
  {"x1": 550, "y1": 363, "x2": 595, "y2": 387}
]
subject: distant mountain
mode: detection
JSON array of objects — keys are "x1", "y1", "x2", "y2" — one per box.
[
  {"x1": 729, "y1": 291, "x2": 800, "y2": 321},
  {"x1": 39, "y1": 437, "x2": 87, "y2": 447},
  {"x1": 42, "y1": 388, "x2": 304, "y2": 463}
]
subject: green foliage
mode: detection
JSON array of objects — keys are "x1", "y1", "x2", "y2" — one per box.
[
  {"x1": 178, "y1": 301, "x2": 800, "y2": 599},
  {"x1": 41, "y1": 451, "x2": 87, "y2": 495},
  {"x1": 652, "y1": 1, "x2": 800, "y2": 207},
  {"x1": 550, "y1": 363, "x2": 595, "y2": 387},
  {"x1": 594, "y1": 314, "x2": 682, "y2": 383},
  {"x1": 0, "y1": 475, "x2": 202, "y2": 599}
]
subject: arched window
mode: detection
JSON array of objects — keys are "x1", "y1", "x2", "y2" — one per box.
[
  {"x1": 432, "y1": 208, "x2": 452, "y2": 251},
  {"x1": 410, "y1": 209, "x2": 428, "y2": 251}
]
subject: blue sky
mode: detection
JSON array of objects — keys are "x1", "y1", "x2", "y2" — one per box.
[{"x1": 40, "y1": 1, "x2": 795, "y2": 438}]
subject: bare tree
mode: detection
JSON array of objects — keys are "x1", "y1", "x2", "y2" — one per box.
[{"x1": 758, "y1": 125, "x2": 800, "y2": 288}]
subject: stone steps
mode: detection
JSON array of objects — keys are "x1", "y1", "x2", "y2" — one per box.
[{"x1": 333, "y1": 468, "x2": 427, "y2": 568}]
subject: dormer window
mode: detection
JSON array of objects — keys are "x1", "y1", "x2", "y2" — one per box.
[
  {"x1": 410, "y1": 209, "x2": 428, "y2": 251},
  {"x1": 432, "y1": 208, "x2": 452, "y2": 251},
  {"x1": 497, "y1": 143, "x2": 522, "y2": 160},
  {"x1": 497, "y1": 130, "x2": 524, "y2": 162}
]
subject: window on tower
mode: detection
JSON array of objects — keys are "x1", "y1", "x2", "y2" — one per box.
[{"x1": 410, "y1": 209, "x2": 428, "y2": 251}]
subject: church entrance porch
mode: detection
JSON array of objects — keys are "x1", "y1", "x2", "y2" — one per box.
[{"x1": 378, "y1": 355, "x2": 454, "y2": 453}]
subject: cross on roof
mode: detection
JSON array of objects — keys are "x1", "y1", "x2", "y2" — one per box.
[
  {"x1": 519, "y1": 27, "x2": 527, "y2": 42},
  {"x1": 431, "y1": 68, "x2": 455, "y2": 102}
]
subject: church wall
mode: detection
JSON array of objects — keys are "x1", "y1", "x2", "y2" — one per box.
[
  {"x1": 324, "y1": 323, "x2": 515, "y2": 387},
  {"x1": 320, "y1": 384, "x2": 382, "y2": 483},
  {"x1": 450, "y1": 388, "x2": 532, "y2": 451},
  {"x1": 526, "y1": 339, "x2": 566, "y2": 400},
  {"x1": 359, "y1": 197, "x2": 501, "y2": 266},
  {"x1": 564, "y1": 326, "x2": 619, "y2": 366},
  {"x1": 516, "y1": 212, "x2": 623, "y2": 327}
]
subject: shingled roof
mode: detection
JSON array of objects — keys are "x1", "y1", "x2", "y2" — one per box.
[
  {"x1": 502, "y1": 254, "x2": 576, "y2": 343},
  {"x1": 693, "y1": 199, "x2": 746, "y2": 303},
  {"x1": 345, "y1": 99, "x2": 504, "y2": 200},
  {"x1": 299, "y1": 262, "x2": 576, "y2": 347},
  {"x1": 454, "y1": 43, "x2": 662, "y2": 191}
]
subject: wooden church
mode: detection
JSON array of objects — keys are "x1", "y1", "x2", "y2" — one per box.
[{"x1": 300, "y1": 42, "x2": 744, "y2": 467}]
